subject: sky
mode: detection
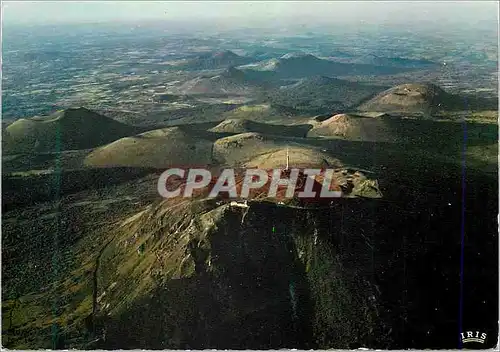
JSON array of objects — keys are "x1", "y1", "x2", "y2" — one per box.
[{"x1": 2, "y1": 1, "x2": 499, "y2": 28}]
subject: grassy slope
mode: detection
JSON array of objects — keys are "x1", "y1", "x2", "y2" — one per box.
[
  {"x1": 209, "y1": 118, "x2": 312, "y2": 137},
  {"x1": 84, "y1": 127, "x2": 216, "y2": 168}
]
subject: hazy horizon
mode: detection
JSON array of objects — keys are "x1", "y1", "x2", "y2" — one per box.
[{"x1": 2, "y1": 1, "x2": 499, "y2": 30}]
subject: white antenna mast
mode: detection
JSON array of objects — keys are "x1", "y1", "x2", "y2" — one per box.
[{"x1": 286, "y1": 147, "x2": 289, "y2": 170}]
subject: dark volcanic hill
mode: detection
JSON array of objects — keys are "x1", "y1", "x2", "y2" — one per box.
[
  {"x1": 356, "y1": 83, "x2": 461, "y2": 114},
  {"x1": 174, "y1": 67, "x2": 273, "y2": 96},
  {"x1": 242, "y1": 53, "x2": 410, "y2": 79},
  {"x1": 176, "y1": 50, "x2": 254, "y2": 71},
  {"x1": 265, "y1": 76, "x2": 385, "y2": 114},
  {"x1": 3, "y1": 107, "x2": 144, "y2": 154}
]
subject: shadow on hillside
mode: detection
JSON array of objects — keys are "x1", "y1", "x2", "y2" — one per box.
[
  {"x1": 381, "y1": 117, "x2": 498, "y2": 149},
  {"x1": 2, "y1": 167, "x2": 162, "y2": 211},
  {"x1": 98, "y1": 207, "x2": 315, "y2": 349}
]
